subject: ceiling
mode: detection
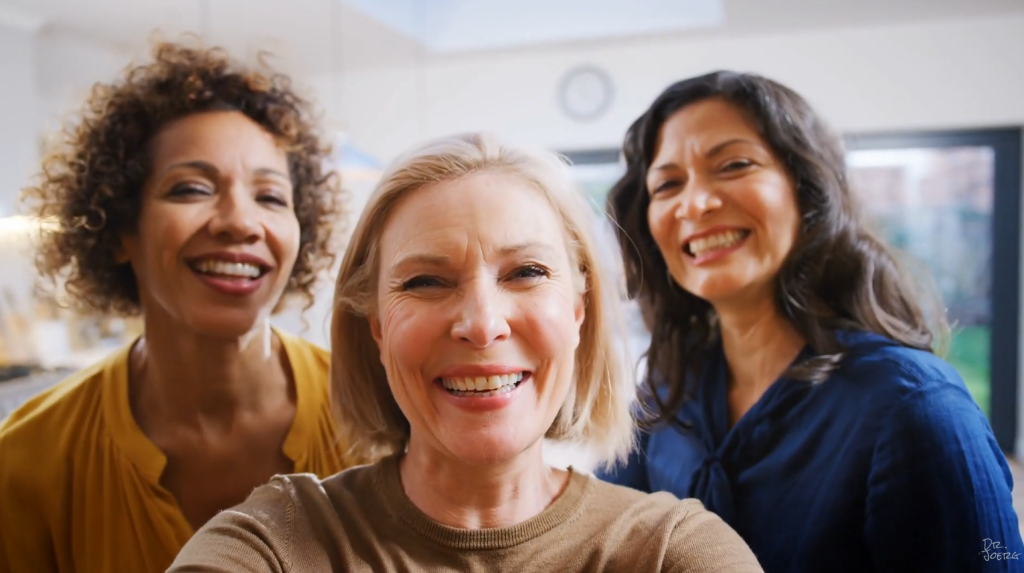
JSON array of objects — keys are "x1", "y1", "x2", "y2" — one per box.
[
  {"x1": 340, "y1": 0, "x2": 725, "y2": 53},
  {"x1": 0, "y1": 0, "x2": 1021, "y2": 76}
]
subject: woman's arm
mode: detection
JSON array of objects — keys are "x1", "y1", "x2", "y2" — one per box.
[
  {"x1": 168, "y1": 482, "x2": 295, "y2": 573},
  {"x1": 0, "y1": 433, "x2": 58, "y2": 573},
  {"x1": 664, "y1": 498, "x2": 764, "y2": 572},
  {"x1": 865, "y1": 383, "x2": 1023, "y2": 572},
  {"x1": 169, "y1": 515, "x2": 284, "y2": 573}
]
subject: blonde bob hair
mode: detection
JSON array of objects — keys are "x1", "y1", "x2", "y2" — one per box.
[{"x1": 331, "y1": 132, "x2": 636, "y2": 470}]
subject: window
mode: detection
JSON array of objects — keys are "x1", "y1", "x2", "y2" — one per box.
[{"x1": 846, "y1": 128, "x2": 1022, "y2": 451}]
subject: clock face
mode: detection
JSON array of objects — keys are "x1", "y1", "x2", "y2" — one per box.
[{"x1": 558, "y1": 65, "x2": 614, "y2": 121}]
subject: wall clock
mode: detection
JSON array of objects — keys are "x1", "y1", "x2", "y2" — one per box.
[{"x1": 557, "y1": 64, "x2": 614, "y2": 122}]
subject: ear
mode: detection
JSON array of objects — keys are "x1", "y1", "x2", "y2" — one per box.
[
  {"x1": 368, "y1": 315, "x2": 383, "y2": 348},
  {"x1": 114, "y1": 234, "x2": 132, "y2": 264},
  {"x1": 574, "y1": 290, "x2": 586, "y2": 330}
]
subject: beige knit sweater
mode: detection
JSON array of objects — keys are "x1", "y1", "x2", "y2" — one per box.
[{"x1": 169, "y1": 455, "x2": 763, "y2": 572}]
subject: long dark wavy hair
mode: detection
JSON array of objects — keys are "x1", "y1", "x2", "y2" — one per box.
[{"x1": 608, "y1": 70, "x2": 948, "y2": 427}]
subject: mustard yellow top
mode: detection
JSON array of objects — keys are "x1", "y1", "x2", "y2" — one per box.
[{"x1": 0, "y1": 330, "x2": 349, "y2": 573}]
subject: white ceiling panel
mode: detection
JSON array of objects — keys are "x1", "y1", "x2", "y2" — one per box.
[
  {"x1": 340, "y1": 0, "x2": 725, "y2": 53},
  {"x1": 0, "y1": 0, "x2": 1022, "y2": 77}
]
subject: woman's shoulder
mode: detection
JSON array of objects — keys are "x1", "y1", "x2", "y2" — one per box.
[
  {"x1": 585, "y1": 476, "x2": 728, "y2": 527},
  {"x1": 281, "y1": 462, "x2": 378, "y2": 502},
  {"x1": 274, "y1": 328, "x2": 330, "y2": 377},
  {"x1": 170, "y1": 471, "x2": 336, "y2": 572},
  {"x1": 0, "y1": 344, "x2": 130, "y2": 449},
  {"x1": 586, "y1": 472, "x2": 683, "y2": 510},
  {"x1": 205, "y1": 465, "x2": 376, "y2": 539},
  {"x1": 833, "y1": 330, "x2": 966, "y2": 396},
  {"x1": 584, "y1": 478, "x2": 763, "y2": 571},
  {"x1": 0, "y1": 344, "x2": 132, "y2": 505},
  {"x1": 823, "y1": 330, "x2": 988, "y2": 446}
]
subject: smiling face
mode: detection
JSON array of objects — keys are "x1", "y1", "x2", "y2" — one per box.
[
  {"x1": 645, "y1": 98, "x2": 801, "y2": 309},
  {"x1": 121, "y1": 110, "x2": 301, "y2": 338},
  {"x1": 370, "y1": 171, "x2": 586, "y2": 466}
]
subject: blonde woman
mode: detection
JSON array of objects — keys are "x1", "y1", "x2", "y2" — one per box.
[{"x1": 170, "y1": 133, "x2": 763, "y2": 572}]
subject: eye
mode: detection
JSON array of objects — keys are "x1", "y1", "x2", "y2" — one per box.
[
  {"x1": 510, "y1": 265, "x2": 550, "y2": 280},
  {"x1": 401, "y1": 276, "x2": 445, "y2": 291},
  {"x1": 721, "y1": 159, "x2": 753, "y2": 172},
  {"x1": 257, "y1": 192, "x2": 290, "y2": 207},
  {"x1": 168, "y1": 183, "x2": 212, "y2": 197},
  {"x1": 650, "y1": 180, "x2": 682, "y2": 196}
]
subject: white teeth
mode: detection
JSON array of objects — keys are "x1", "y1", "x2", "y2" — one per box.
[
  {"x1": 441, "y1": 372, "x2": 524, "y2": 395},
  {"x1": 687, "y1": 231, "x2": 747, "y2": 258},
  {"x1": 193, "y1": 260, "x2": 263, "y2": 279}
]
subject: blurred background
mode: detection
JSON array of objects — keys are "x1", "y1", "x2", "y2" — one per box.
[{"x1": 0, "y1": 0, "x2": 1021, "y2": 480}]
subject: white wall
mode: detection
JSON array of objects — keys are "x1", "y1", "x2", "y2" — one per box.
[
  {"x1": 329, "y1": 14, "x2": 1024, "y2": 162},
  {"x1": 0, "y1": 21, "x2": 39, "y2": 215},
  {"x1": 34, "y1": 30, "x2": 131, "y2": 137}
]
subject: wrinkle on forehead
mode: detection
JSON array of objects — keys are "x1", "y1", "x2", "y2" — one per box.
[{"x1": 380, "y1": 176, "x2": 567, "y2": 267}]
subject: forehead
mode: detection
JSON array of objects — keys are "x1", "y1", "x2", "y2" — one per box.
[
  {"x1": 379, "y1": 171, "x2": 569, "y2": 262},
  {"x1": 653, "y1": 98, "x2": 762, "y2": 158},
  {"x1": 148, "y1": 110, "x2": 287, "y2": 169}
]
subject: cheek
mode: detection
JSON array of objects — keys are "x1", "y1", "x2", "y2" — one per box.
[
  {"x1": 646, "y1": 201, "x2": 673, "y2": 247},
  {"x1": 520, "y1": 290, "x2": 583, "y2": 354},
  {"x1": 270, "y1": 215, "x2": 302, "y2": 267},
  {"x1": 378, "y1": 300, "x2": 440, "y2": 374},
  {"x1": 746, "y1": 181, "x2": 801, "y2": 255},
  {"x1": 134, "y1": 213, "x2": 187, "y2": 272},
  {"x1": 647, "y1": 202, "x2": 684, "y2": 271}
]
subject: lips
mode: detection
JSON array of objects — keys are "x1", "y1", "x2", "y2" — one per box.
[
  {"x1": 185, "y1": 253, "x2": 274, "y2": 296},
  {"x1": 683, "y1": 229, "x2": 750, "y2": 258},
  {"x1": 190, "y1": 259, "x2": 266, "y2": 279},
  {"x1": 185, "y1": 253, "x2": 272, "y2": 280},
  {"x1": 438, "y1": 372, "x2": 526, "y2": 397}
]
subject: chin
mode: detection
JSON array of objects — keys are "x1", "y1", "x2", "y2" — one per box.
[
  {"x1": 181, "y1": 308, "x2": 270, "y2": 339},
  {"x1": 444, "y1": 435, "x2": 538, "y2": 467},
  {"x1": 685, "y1": 276, "x2": 749, "y2": 304}
]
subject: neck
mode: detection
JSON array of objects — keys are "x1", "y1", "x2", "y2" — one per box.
[
  {"x1": 716, "y1": 295, "x2": 806, "y2": 393},
  {"x1": 399, "y1": 439, "x2": 568, "y2": 529},
  {"x1": 131, "y1": 316, "x2": 289, "y2": 428}
]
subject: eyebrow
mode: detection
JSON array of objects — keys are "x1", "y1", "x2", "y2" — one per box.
[
  {"x1": 649, "y1": 138, "x2": 758, "y2": 173},
  {"x1": 161, "y1": 160, "x2": 218, "y2": 177},
  {"x1": 388, "y1": 242, "x2": 557, "y2": 274},
  {"x1": 389, "y1": 253, "x2": 452, "y2": 275},
  {"x1": 160, "y1": 160, "x2": 290, "y2": 181}
]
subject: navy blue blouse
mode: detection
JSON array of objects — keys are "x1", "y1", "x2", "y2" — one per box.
[{"x1": 598, "y1": 330, "x2": 1024, "y2": 572}]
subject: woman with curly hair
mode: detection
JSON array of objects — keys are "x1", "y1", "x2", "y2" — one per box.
[
  {"x1": 0, "y1": 41, "x2": 359, "y2": 573},
  {"x1": 597, "y1": 71, "x2": 1022, "y2": 572}
]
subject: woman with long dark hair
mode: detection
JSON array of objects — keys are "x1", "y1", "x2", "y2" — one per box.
[{"x1": 598, "y1": 70, "x2": 1022, "y2": 572}]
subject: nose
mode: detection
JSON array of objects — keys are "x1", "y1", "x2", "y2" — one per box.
[
  {"x1": 207, "y1": 182, "x2": 264, "y2": 243},
  {"x1": 450, "y1": 278, "x2": 511, "y2": 348},
  {"x1": 673, "y1": 175, "x2": 722, "y2": 221}
]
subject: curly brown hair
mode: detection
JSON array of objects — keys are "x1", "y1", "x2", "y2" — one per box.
[{"x1": 22, "y1": 40, "x2": 345, "y2": 315}]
